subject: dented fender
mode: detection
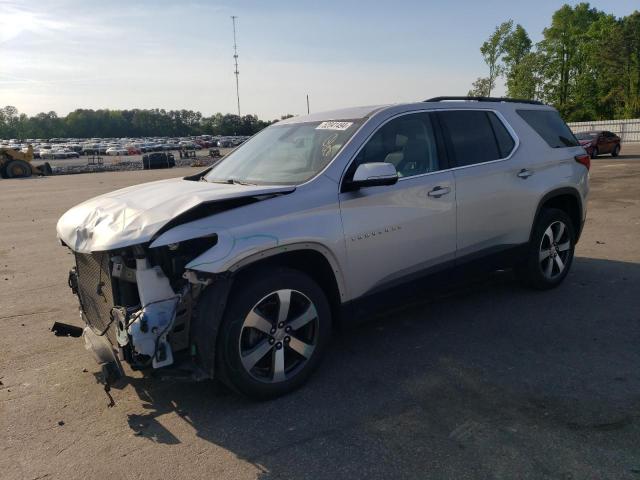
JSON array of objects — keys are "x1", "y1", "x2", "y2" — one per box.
[{"x1": 150, "y1": 176, "x2": 350, "y2": 300}]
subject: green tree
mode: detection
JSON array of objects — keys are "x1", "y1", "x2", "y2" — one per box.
[
  {"x1": 473, "y1": 4, "x2": 639, "y2": 120},
  {"x1": 621, "y1": 12, "x2": 640, "y2": 117},
  {"x1": 468, "y1": 77, "x2": 492, "y2": 96},
  {"x1": 507, "y1": 52, "x2": 545, "y2": 100},
  {"x1": 537, "y1": 3, "x2": 604, "y2": 118},
  {"x1": 502, "y1": 24, "x2": 538, "y2": 99},
  {"x1": 0, "y1": 107, "x2": 272, "y2": 140},
  {"x1": 469, "y1": 20, "x2": 513, "y2": 96}
]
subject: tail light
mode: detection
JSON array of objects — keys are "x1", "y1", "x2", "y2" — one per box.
[{"x1": 575, "y1": 153, "x2": 590, "y2": 171}]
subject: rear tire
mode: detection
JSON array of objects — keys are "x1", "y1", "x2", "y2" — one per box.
[
  {"x1": 5, "y1": 159, "x2": 32, "y2": 178},
  {"x1": 215, "y1": 267, "x2": 331, "y2": 399},
  {"x1": 612, "y1": 145, "x2": 620, "y2": 157},
  {"x1": 517, "y1": 208, "x2": 575, "y2": 290},
  {"x1": 590, "y1": 147, "x2": 598, "y2": 159}
]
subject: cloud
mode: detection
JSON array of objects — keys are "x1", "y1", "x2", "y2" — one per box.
[{"x1": 0, "y1": 2, "x2": 71, "y2": 43}]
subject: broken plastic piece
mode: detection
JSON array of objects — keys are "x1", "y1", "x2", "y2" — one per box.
[{"x1": 51, "y1": 322, "x2": 83, "y2": 337}]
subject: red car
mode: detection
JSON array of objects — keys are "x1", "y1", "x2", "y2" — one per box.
[{"x1": 575, "y1": 130, "x2": 621, "y2": 159}]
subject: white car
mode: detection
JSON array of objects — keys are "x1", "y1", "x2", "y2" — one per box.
[{"x1": 106, "y1": 147, "x2": 128, "y2": 156}]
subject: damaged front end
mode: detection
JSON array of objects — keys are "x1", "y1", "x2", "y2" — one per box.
[
  {"x1": 66, "y1": 237, "x2": 217, "y2": 381},
  {"x1": 55, "y1": 177, "x2": 296, "y2": 383}
]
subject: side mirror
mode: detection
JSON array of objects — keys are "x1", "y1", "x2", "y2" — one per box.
[{"x1": 349, "y1": 162, "x2": 398, "y2": 189}]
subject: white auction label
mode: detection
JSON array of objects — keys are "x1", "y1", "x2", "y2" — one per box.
[{"x1": 316, "y1": 121, "x2": 353, "y2": 131}]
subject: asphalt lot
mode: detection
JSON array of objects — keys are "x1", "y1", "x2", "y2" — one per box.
[{"x1": 1, "y1": 146, "x2": 639, "y2": 479}]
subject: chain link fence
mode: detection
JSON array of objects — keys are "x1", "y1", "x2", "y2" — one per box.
[{"x1": 568, "y1": 119, "x2": 640, "y2": 143}]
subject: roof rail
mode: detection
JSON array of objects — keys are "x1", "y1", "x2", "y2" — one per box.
[{"x1": 424, "y1": 96, "x2": 544, "y2": 105}]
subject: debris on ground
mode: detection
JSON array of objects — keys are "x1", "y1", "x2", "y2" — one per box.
[{"x1": 51, "y1": 322, "x2": 83, "y2": 337}]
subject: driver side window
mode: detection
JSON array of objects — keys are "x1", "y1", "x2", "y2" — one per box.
[{"x1": 353, "y1": 113, "x2": 440, "y2": 178}]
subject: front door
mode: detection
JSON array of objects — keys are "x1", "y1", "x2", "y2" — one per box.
[{"x1": 339, "y1": 112, "x2": 457, "y2": 300}]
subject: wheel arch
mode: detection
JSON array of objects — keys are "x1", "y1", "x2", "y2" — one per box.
[
  {"x1": 191, "y1": 244, "x2": 345, "y2": 379},
  {"x1": 229, "y1": 244, "x2": 345, "y2": 323},
  {"x1": 531, "y1": 188, "x2": 584, "y2": 243}
]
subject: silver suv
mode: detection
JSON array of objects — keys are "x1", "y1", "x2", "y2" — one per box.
[{"x1": 57, "y1": 97, "x2": 589, "y2": 398}]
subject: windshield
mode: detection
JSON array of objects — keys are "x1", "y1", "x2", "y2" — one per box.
[
  {"x1": 205, "y1": 120, "x2": 362, "y2": 185},
  {"x1": 575, "y1": 132, "x2": 598, "y2": 140}
]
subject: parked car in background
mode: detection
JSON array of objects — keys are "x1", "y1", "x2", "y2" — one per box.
[
  {"x1": 575, "y1": 130, "x2": 621, "y2": 159},
  {"x1": 217, "y1": 138, "x2": 234, "y2": 148},
  {"x1": 179, "y1": 141, "x2": 198, "y2": 150},
  {"x1": 106, "y1": 147, "x2": 129, "y2": 156},
  {"x1": 40, "y1": 149, "x2": 79, "y2": 159}
]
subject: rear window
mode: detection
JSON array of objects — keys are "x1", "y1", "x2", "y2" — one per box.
[{"x1": 517, "y1": 110, "x2": 578, "y2": 148}]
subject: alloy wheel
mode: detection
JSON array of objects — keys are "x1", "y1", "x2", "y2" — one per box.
[
  {"x1": 539, "y1": 220, "x2": 571, "y2": 280},
  {"x1": 238, "y1": 289, "x2": 319, "y2": 383}
]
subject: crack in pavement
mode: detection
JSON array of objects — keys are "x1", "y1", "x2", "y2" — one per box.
[{"x1": 0, "y1": 310, "x2": 58, "y2": 320}]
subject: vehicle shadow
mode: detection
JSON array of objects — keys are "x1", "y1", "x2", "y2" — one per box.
[
  {"x1": 122, "y1": 256, "x2": 640, "y2": 479},
  {"x1": 593, "y1": 152, "x2": 638, "y2": 161}
]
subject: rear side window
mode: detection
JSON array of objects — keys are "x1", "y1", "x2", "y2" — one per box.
[
  {"x1": 517, "y1": 109, "x2": 578, "y2": 148},
  {"x1": 488, "y1": 113, "x2": 515, "y2": 157},
  {"x1": 438, "y1": 110, "x2": 515, "y2": 167}
]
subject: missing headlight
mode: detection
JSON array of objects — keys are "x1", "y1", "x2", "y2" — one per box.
[{"x1": 149, "y1": 235, "x2": 218, "y2": 289}]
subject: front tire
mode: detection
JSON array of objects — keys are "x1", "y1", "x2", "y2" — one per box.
[
  {"x1": 612, "y1": 145, "x2": 620, "y2": 157},
  {"x1": 517, "y1": 208, "x2": 575, "y2": 290},
  {"x1": 590, "y1": 147, "x2": 598, "y2": 159},
  {"x1": 216, "y1": 268, "x2": 331, "y2": 399},
  {"x1": 5, "y1": 159, "x2": 32, "y2": 178}
]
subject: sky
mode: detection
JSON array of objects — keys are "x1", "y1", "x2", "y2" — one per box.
[{"x1": 1, "y1": 0, "x2": 638, "y2": 120}]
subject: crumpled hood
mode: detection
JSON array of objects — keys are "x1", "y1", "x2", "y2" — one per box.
[{"x1": 56, "y1": 176, "x2": 295, "y2": 253}]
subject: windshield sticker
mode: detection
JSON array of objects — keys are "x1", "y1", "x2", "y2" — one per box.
[
  {"x1": 316, "y1": 121, "x2": 353, "y2": 131},
  {"x1": 321, "y1": 133, "x2": 339, "y2": 157}
]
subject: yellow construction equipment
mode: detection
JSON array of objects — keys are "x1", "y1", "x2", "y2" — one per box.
[{"x1": 0, "y1": 145, "x2": 52, "y2": 179}]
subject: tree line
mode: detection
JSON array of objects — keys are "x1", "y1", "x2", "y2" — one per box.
[
  {"x1": 470, "y1": 3, "x2": 640, "y2": 121},
  {"x1": 0, "y1": 106, "x2": 294, "y2": 140}
]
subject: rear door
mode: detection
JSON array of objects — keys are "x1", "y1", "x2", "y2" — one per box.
[
  {"x1": 437, "y1": 109, "x2": 530, "y2": 259},
  {"x1": 339, "y1": 111, "x2": 456, "y2": 300},
  {"x1": 597, "y1": 132, "x2": 610, "y2": 153}
]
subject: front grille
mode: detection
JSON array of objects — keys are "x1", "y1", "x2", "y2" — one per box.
[{"x1": 74, "y1": 253, "x2": 117, "y2": 344}]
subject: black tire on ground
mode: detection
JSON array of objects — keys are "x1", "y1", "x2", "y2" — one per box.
[
  {"x1": 40, "y1": 162, "x2": 53, "y2": 176},
  {"x1": 212, "y1": 267, "x2": 332, "y2": 399},
  {"x1": 516, "y1": 208, "x2": 576, "y2": 290},
  {"x1": 612, "y1": 145, "x2": 620, "y2": 157},
  {"x1": 590, "y1": 147, "x2": 598, "y2": 159},
  {"x1": 5, "y1": 159, "x2": 32, "y2": 178}
]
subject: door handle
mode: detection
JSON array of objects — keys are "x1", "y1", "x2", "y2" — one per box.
[
  {"x1": 427, "y1": 186, "x2": 451, "y2": 198},
  {"x1": 517, "y1": 168, "x2": 534, "y2": 179}
]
